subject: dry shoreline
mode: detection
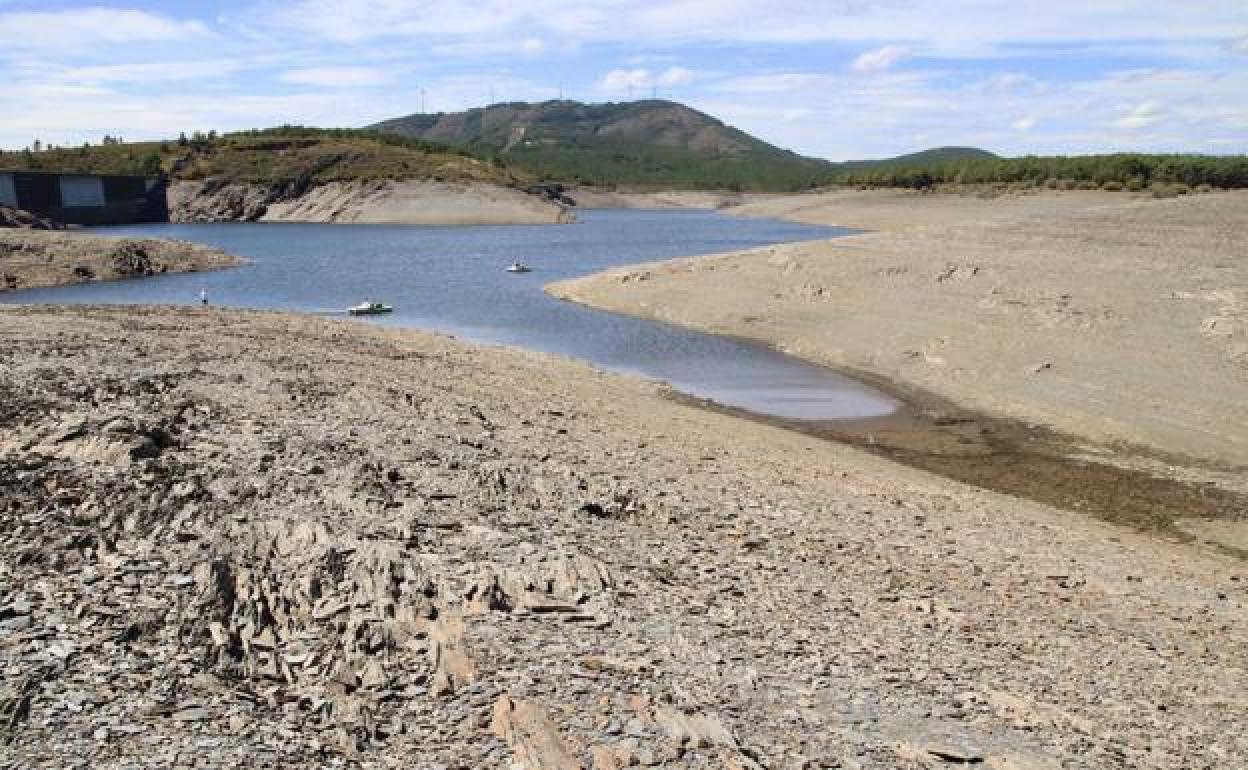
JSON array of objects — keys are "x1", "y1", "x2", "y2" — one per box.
[
  {"x1": 0, "y1": 229, "x2": 244, "y2": 292},
  {"x1": 1, "y1": 304, "x2": 1245, "y2": 768},
  {"x1": 169, "y1": 179, "x2": 573, "y2": 225},
  {"x1": 550, "y1": 189, "x2": 1248, "y2": 467}
]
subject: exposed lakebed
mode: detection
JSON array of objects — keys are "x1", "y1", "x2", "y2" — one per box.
[{"x1": 0, "y1": 209, "x2": 899, "y2": 420}]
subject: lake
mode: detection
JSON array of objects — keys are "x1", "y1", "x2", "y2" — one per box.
[{"x1": 1, "y1": 209, "x2": 900, "y2": 420}]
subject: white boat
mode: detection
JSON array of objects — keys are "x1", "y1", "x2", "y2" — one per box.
[
  {"x1": 348, "y1": 301, "x2": 393, "y2": 316},
  {"x1": 506, "y1": 262, "x2": 532, "y2": 273}
]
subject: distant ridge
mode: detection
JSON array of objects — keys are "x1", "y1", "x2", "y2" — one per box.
[
  {"x1": 836, "y1": 146, "x2": 999, "y2": 171},
  {"x1": 371, "y1": 100, "x2": 836, "y2": 192}
]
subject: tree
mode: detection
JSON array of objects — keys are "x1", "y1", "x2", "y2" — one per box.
[{"x1": 141, "y1": 153, "x2": 163, "y2": 176}]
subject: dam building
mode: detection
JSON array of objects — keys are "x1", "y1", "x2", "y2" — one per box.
[{"x1": 0, "y1": 170, "x2": 168, "y2": 225}]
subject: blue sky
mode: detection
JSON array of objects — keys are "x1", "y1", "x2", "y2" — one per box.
[{"x1": 1, "y1": 1, "x2": 1246, "y2": 158}]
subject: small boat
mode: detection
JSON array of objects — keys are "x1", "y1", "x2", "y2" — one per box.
[
  {"x1": 506, "y1": 262, "x2": 532, "y2": 273},
  {"x1": 348, "y1": 301, "x2": 393, "y2": 316}
]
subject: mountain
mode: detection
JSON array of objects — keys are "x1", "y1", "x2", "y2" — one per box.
[
  {"x1": 371, "y1": 100, "x2": 835, "y2": 192},
  {"x1": 832, "y1": 146, "x2": 999, "y2": 172}
]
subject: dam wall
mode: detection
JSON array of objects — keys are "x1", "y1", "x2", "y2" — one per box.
[{"x1": 0, "y1": 170, "x2": 168, "y2": 225}]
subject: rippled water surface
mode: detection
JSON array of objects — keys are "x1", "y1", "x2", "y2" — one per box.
[{"x1": 2, "y1": 209, "x2": 899, "y2": 419}]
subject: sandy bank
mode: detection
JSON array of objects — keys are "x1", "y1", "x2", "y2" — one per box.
[
  {"x1": 1, "y1": 305, "x2": 1244, "y2": 768},
  {"x1": 0, "y1": 229, "x2": 243, "y2": 292},
  {"x1": 723, "y1": 187, "x2": 1128, "y2": 230},
  {"x1": 169, "y1": 179, "x2": 572, "y2": 225},
  {"x1": 550, "y1": 190, "x2": 1248, "y2": 466},
  {"x1": 569, "y1": 187, "x2": 757, "y2": 210}
]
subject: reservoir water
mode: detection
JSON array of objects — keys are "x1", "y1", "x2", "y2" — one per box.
[{"x1": 1, "y1": 209, "x2": 899, "y2": 420}]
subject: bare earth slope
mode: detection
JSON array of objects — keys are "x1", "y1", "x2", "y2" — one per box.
[
  {"x1": 168, "y1": 180, "x2": 572, "y2": 225},
  {"x1": 1, "y1": 306, "x2": 1245, "y2": 768},
  {"x1": 0, "y1": 230, "x2": 242, "y2": 292},
  {"x1": 551, "y1": 190, "x2": 1248, "y2": 465}
]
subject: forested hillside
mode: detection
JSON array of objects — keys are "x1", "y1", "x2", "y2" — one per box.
[
  {"x1": 373, "y1": 100, "x2": 835, "y2": 192},
  {"x1": 0, "y1": 127, "x2": 521, "y2": 187},
  {"x1": 831, "y1": 153, "x2": 1248, "y2": 192}
]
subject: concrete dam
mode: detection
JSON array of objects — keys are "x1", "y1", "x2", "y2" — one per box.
[{"x1": 0, "y1": 170, "x2": 168, "y2": 225}]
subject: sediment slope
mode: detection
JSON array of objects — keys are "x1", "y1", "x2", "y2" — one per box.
[
  {"x1": 550, "y1": 190, "x2": 1248, "y2": 465},
  {"x1": 169, "y1": 179, "x2": 573, "y2": 225},
  {"x1": 1, "y1": 305, "x2": 1244, "y2": 768},
  {"x1": 0, "y1": 230, "x2": 242, "y2": 291},
  {"x1": 568, "y1": 188, "x2": 755, "y2": 210}
]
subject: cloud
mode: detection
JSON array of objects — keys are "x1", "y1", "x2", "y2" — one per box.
[
  {"x1": 714, "y1": 73, "x2": 825, "y2": 94},
  {"x1": 56, "y1": 60, "x2": 250, "y2": 86},
  {"x1": 260, "y1": 1, "x2": 1248, "y2": 54},
  {"x1": 658, "y1": 66, "x2": 695, "y2": 87},
  {"x1": 522, "y1": 37, "x2": 545, "y2": 56},
  {"x1": 602, "y1": 68, "x2": 651, "y2": 91},
  {"x1": 278, "y1": 67, "x2": 394, "y2": 87},
  {"x1": 985, "y1": 73, "x2": 1035, "y2": 91},
  {"x1": 601, "y1": 66, "x2": 696, "y2": 92},
  {"x1": 852, "y1": 45, "x2": 910, "y2": 73},
  {"x1": 1013, "y1": 116, "x2": 1038, "y2": 131},
  {"x1": 1114, "y1": 100, "x2": 1165, "y2": 130},
  {"x1": 1232, "y1": 34, "x2": 1248, "y2": 54},
  {"x1": 0, "y1": 8, "x2": 209, "y2": 51}
]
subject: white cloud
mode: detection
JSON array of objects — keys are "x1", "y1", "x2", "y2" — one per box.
[
  {"x1": 658, "y1": 66, "x2": 695, "y2": 87},
  {"x1": 56, "y1": 60, "x2": 250, "y2": 86},
  {"x1": 852, "y1": 45, "x2": 910, "y2": 73},
  {"x1": 986, "y1": 73, "x2": 1035, "y2": 91},
  {"x1": 601, "y1": 66, "x2": 696, "y2": 92},
  {"x1": 1114, "y1": 100, "x2": 1165, "y2": 130},
  {"x1": 254, "y1": 0, "x2": 1248, "y2": 60},
  {"x1": 602, "y1": 68, "x2": 651, "y2": 91},
  {"x1": 2, "y1": 1, "x2": 1245, "y2": 159},
  {"x1": 0, "y1": 8, "x2": 209, "y2": 51},
  {"x1": 696, "y1": 61, "x2": 1248, "y2": 160},
  {"x1": 714, "y1": 73, "x2": 825, "y2": 94},
  {"x1": 278, "y1": 67, "x2": 394, "y2": 87}
]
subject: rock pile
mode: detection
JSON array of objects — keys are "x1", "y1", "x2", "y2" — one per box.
[
  {"x1": 0, "y1": 204, "x2": 64, "y2": 230},
  {"x1": 110, "y1": 242, "x2": 158, "y2": 276}
]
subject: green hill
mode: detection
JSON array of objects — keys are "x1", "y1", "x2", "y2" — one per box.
[
  {"x1": 0, "y1": 127, "x2": 522, "y2": 188},
  {"x1": 834, "y1": 146, "x2": 998, "y2": 172},
  {"x1": 371, "y1": 100, "x2": 836, "y2": 192}
]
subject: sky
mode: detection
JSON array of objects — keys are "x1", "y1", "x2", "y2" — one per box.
[{"x1": 1, "y1": 1, "x2": 1246, "y2": 159}]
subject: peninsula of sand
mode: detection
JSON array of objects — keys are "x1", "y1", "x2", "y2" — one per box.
[
  {"x1": 0, "y1": 226, "x2": 242, "y2": 292},
  {"x1": 551, "y1": 189, "x2": 1248, "y2": 468}
]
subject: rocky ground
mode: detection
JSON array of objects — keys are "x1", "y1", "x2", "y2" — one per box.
[
  {"x1": 0, "y1": 205, "x2": 65, "y2": 231},
  {"x1": 1, "y1": 305, "x2": 1244, "y2": 769},
  {"x1": 0, "y1": 230, "x2": 242, "y2": 292}
]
